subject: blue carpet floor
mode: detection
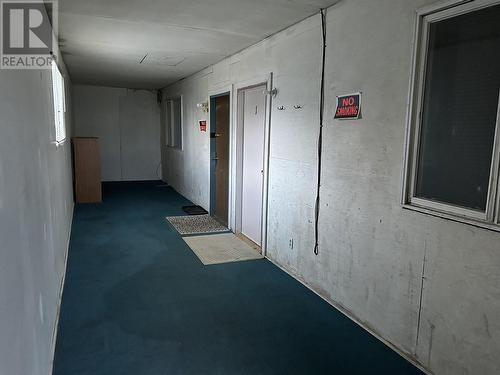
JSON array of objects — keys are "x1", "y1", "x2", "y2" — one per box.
[{"x1": 53, "y1": 181, "x2": 424, "y2": 375}]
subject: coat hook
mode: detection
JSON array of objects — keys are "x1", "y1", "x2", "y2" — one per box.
[
  {"x1": 277, "y1": 105, "x2": 285, "y2": 110},
  {"x1": 293, "y1": 104, "x2": 303, "y2": 109}
]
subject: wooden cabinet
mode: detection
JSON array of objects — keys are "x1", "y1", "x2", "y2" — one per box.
[{"x1": 72, "y1": 137, "x2": 102, "y2": 203}]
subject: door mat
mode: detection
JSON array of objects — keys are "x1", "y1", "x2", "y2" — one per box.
[
  {"x1": 183, "y1": 233, "x2": 263, "y2": 265},
  {"x1": 166, "y1": 214, "x2": 228, "y2": 235},
  {"x1": 182, "y1": 205, "x2": 208, "y2": 215}
]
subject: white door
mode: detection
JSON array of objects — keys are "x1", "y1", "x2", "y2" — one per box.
[{"x1": 241, "y1": 85, "x2": 266, "y2": 245}]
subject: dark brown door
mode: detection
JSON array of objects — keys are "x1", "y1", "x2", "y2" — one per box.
[{"x1": 214, "y1": 95, "x2": 230, "y2": 225}]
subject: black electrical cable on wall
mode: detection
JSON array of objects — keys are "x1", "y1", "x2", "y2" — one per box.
[{"x1": 314, "y1": 9, "x2": 327, "y2": 256}]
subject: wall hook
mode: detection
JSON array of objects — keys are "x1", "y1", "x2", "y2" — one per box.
[
  {"x1": 293, "y1": 104, "x2": 303, "y2": 109},
  {"x1": 277, "y1": 105, "x2": 285, "y2": 111},
  {"x1": 197, "y1": 102, "x2": 209, "y2": 113}
]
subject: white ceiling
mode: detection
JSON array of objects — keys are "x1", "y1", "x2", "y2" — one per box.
[{"x1": 58, "y1": 0, "x2": 335, "y2": 89}]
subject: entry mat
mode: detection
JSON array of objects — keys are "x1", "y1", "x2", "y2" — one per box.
[
  {"x1": 183, "y1": 233, "x2": 263, "y2": 265},
  {"x1": 166, "y1": 214, "x2": 229, "y2": 236},
  {"x1": 182, "y1": 205, "x2": 208, "y2": 215}
]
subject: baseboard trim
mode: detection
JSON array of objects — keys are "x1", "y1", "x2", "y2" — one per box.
[
  {"x1": 264, "y1": 254, "x2": 433, "y2": 375},
  {"x1": 48, "y1": 202, "x2": 74, "y2": 375}
]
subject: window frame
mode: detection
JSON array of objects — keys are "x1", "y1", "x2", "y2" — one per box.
[
  {"x1": 165, "y1": 96, "x2": 183, "y2": 150},
  {"x1": 51, "y1": 59, "x2": 66, "y2": 146},
  {"x1": 403, "y1": 0, "x2": 500, "y2": 230}
]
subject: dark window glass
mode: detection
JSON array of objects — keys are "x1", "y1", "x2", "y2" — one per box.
[{"x1": 416, "y1": 5, "x2": 500, "y2": 211}]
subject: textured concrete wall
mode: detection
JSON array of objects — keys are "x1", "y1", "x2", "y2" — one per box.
[
  {"x1": 161, "y1": 73, "x2": 211, "y2": 205},
  {"x1": 161, "y1": 1, "x2": 500, "y2": 374},
  {"x1": 0, "y1": 65, "x2": 74, "y2": 374},
  {"x1": 73, "y1": 85, "x2": 161, "y2": 181}
]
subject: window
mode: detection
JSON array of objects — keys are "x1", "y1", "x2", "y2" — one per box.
[
  {"x1": 165, "y1": 97, "x2": 182, "y2": 149},
  {"x1": 404, "y1": 1, "x2": 500, "y2": 228},
  {"x1": 51, "y1": 60, "x2": 66, "y2": 144}
]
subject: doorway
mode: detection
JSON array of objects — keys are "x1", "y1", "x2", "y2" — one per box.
[
  {"x1": 210, "y1": 93, "x2": 230, "y2": 226},
  {"x1": 236, "y1": 84, "x2": 267, "y2": 247}
]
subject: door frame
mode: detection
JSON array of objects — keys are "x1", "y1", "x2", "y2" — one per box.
[
  {"x1": 205, "y1": 84, "x2": 234, "y2": 223},
  {"x1": 231, "y1": 73, "x2": 273, "y2": 255},
  {"x1": 209, "y1": 91, "x2": 231, "y2": 218}
]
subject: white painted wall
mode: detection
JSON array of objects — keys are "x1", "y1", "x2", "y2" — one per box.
[
  {"x1": 161, "y1": 1, "x2": 500, "y2": 374},
  {"x1": 73, "y1": 85, "x2": 161, "y2": 181},
  {"x1": 0, "y1": 66, "x2": 74, "y2": 373},
  {"x1": 161, "y1": 74, "x2": 210, "y2": 205}
]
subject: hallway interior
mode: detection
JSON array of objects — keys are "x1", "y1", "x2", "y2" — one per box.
[
  {"x1": 2, "y1": 2, "x2": 499, "y2": 374},
  {"x1": 53, "y1": 182, "x2": 423, "y2": 375}
]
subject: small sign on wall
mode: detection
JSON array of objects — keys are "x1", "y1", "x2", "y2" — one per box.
[
  {"x1": 334, "y1": 92, "x2": 361, "y2": 120},
  {"x1": 199, "y1": 120, "x2": 207, "y2": 132}
]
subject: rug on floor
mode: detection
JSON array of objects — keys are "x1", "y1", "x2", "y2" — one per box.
[
  {"x1": 182, "y1": 205, "x2": 208, "y2": 215},
  {"x1": 183, "y1": 233, "x2": 263, "y2": 265},
  {"x1": 166, "y1": 214, "x2": 228, "y2": 235}
]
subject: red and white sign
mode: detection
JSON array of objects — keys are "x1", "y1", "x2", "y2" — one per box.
[
  {"x1": 199, "y1": 120, "x2": 207, "y2": 132},
  {"x1": 334, "y1": 92, "x2": 361, "y2": 120}
]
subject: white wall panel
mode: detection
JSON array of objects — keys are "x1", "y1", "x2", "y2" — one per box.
[
  {"x1": 74, "y1": 85, "x2": 160, "y2": 181},
  {"x1": 0, "y1": 65, "x2": 74, "y2": 375}
]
